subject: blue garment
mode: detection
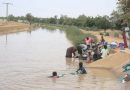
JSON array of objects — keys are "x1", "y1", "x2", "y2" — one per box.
[
  {"x1": 127, "y1": 73, "x2": 130, "y2": 76},
  {"x1": 77, "y1": 67, "x2": 87, "y2": 74},
  {"x1": 123, "y1": 62, "x2": 130, "y2": 72}
]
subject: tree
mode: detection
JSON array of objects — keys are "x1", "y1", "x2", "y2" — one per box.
[
  {"x1": 8, "y1": 14, "x2": 16, "y2": 21},
  {"x1": 75, "y1": 15, "x2": 87, "y2": 27},
  {"x1": 117, "y1": 0, "x2": 130, "y2": 22},
  {"x1": 85, "y1": 17, "x2": 95, "y2": 27},
  {"x1": 26, "y1": 13, "x2": 33, "y2": 25},
  {"x1": 110, "y1": 10, "x2": 122, "y2": 29},
  {"x1": 94, "y1": 16, "x2": 111, "y2": 29}
]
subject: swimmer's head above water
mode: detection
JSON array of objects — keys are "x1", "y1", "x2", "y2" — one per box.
[
  {"x1": 52, "y1": 71, "x2": 58, "y2": 77},
  {"x1": 49, "y1": 71, "x2": 59, "y2": 78}
]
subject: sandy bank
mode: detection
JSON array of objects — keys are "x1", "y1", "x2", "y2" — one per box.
[
  {"x1": 0, "y1": 21, "x2": 30, "y2": 35},
  {"x1": 87, "y1": 50, "x2": 130, "y2": 73}
]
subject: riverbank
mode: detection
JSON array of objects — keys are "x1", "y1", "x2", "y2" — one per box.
[
  {"x1": 81, "y1": 29, "x2": 130, "y2": 78},
  {"x1": 0, "y1": 21, "x2": 30, "y2": 35}
]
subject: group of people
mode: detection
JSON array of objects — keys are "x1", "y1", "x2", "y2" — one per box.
[
  {"x1": 51, "y1": 35, "x2": 109, "y2": 78},
  {"x1": 66, "y1": 36, "x2": 109, "y2": 63}
]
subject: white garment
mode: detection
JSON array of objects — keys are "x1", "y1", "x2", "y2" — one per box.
[
  {"x1": 111, "y1": 42, "x2": 117, "y2": 45},
  {"x1": 80, "y1": 44, "x2": 87, "y2": 50},
  {"x1": 125, "y1": 27, "x2": 130, "y2": 39},
  {"x1": 101, "y1": 49, "x2": 109, "y2": 58},
  {"x1": 125, "y1": 27, "x2": 129, "y2": 32}
]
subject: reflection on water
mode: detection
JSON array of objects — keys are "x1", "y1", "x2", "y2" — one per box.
[{"x1": 0, "y1": 28, "x2": 127, "y2": 90}]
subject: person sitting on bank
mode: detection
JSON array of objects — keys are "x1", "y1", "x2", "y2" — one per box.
[
  {"x1": 66, "y1": 46, "x2": 77, "y2": 58},
  {"x1": 76, "y1": 62, "x2": 87, "y2": 74},
  {"x1": 101, "y1": 45, "x2": 109, "y2": 59}
]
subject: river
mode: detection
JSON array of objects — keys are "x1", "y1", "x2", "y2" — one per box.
[{"x1": 0, "y1": 28, "x2": 127, "y2": 90}]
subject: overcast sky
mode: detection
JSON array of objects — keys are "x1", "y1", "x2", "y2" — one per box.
[{"x1": 0, "y1": 0, "x2": 117, "y2": 18}]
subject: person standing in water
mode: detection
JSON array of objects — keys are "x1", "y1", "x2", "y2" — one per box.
[{"x1": 66, "y1": 46, "x2": 77, "y2": 58}]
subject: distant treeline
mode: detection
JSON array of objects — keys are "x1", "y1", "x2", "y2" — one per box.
[{"x1": 0, "y1": 14, "x2": 122, "y2": 30}]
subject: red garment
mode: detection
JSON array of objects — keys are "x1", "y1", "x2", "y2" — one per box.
[
  {"x1": 84, "y1": 37, "x2": 94, "y2": 45},
  {"x1": 122, "y1": 31, "x2": 128, "y2": 48}
]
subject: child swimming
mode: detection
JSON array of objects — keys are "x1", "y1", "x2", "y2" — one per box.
[
  {"x1": 49, "y1": 71, "x2": 59, "y2": 78},
  {"x1": 76, "y1": 62, "x2": 87, "y2": 74}
]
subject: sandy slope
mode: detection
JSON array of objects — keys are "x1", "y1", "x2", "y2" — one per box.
[{"x1": 87, "y1": 50, "x2": 130, "y2": 73}]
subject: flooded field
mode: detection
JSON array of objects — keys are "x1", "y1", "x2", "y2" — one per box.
[{"x1": 0, "y1": 28, "x2": 127, "y2": 90}]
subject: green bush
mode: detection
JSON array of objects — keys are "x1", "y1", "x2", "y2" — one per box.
[
  {"x1": 114, "y1": 32, "x2": 119, "y2": 38},
  {"x1": 104, "y1": 32, "x2": 109, "y2": 36}
]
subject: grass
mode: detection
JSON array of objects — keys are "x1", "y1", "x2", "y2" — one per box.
[
  {"x1": 41, "y1": 24, "x2": 97, "y2": 46},
  {"x1": 114, "y1": 32, "x2": 120, "y2": 38},
  {"x1": 64, "y1": 26, "x2": 97, "y2": 46}
]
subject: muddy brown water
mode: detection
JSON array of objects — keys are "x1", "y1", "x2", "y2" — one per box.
[{"x1": 0, "y1": 28, "x2": 128, "y2": 90}]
